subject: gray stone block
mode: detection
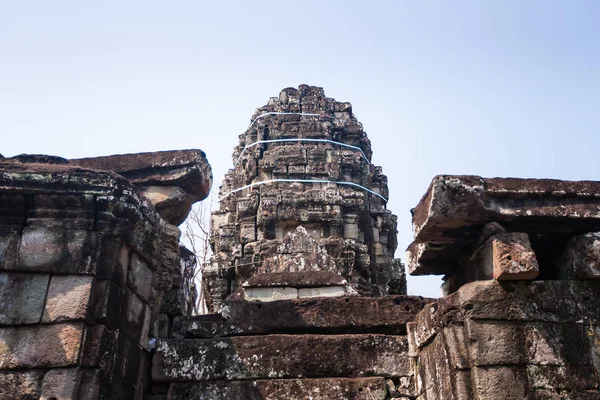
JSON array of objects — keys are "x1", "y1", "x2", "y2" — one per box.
[{"x1": 0, "y1": 272, "x2": 49, "y2": 325}]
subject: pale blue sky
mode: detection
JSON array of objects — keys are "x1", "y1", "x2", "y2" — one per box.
[{"x1": 2, "y1": 1, "x2": 599, "y2": 297}]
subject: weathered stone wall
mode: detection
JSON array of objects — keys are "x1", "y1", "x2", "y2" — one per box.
[
  {"x1": 204, "y1": 85, "x2": 405, "y2": 313},
  {"x1": 0, "y1": 152, "x2": 210, "y2": 400},
  {"x1": 406, "y1": 175, "x2": 600, "y2": 399},
  {"x1": 150, "y1": 295, "x2": 431, "y2": 399},
  {"x1": 409, "y1": 280, "x2": 600, "y2": 399}
]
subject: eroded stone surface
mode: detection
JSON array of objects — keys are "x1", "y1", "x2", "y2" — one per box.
[
  {"x1": 0, "y1": 272, "x2": 49, "y2": 325},
  {"x1": 173, "y1": 295, "x2": 431, "y2": 338},
  {"x1": 153, "y1": 334, "x2": 410, "y2": 381},
  {"x1": 168, "y1": 378, "x2": 388, "y2": 400},
  {"x1": 40, "y1": 368, "x2": 81, "y2": 400},
  {"x1": 204, "y1": 85, "x2": 405, "y2": 312},
  {"x1": 408, "y1": 175, "x2": 600, "y2": 275},
  {"x1": 0, "y1": 370, "x2": 44, "y2": 400},
  {"x1": 0, "y1": 323, "x2": 84, "y2": 369},
  {"x1": 42, "y1": 275, "x2": 93, "y2": 323},
  {"x1": 557, "y1": 232, "x2": 600, "y2": 279},
  {"x1": 72, "y1": 149, "x2": 212, "y2": 225}
]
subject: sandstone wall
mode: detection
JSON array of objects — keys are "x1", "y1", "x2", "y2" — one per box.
[
  {"x1": 406, "y1": 175, "x2": 600, "y2": 399},
  {"x1": 0, "y1": 152, "x2": 210, "y2": 400},
  {"x1": 149, "y1": 295, "x2": 431, "y2": 399}
]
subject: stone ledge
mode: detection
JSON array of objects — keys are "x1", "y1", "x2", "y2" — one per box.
[
  {"x1": 173, "y1": 295, "x2": 432, "y2": 338},
  {"x1": 167, "y1": 377, "x2": 388, "y2": 400},
  {"x1": 408, "y1": 175, "x2": 600, "y2": 275},
  {"x1": 152, "y1": 334, "x2": 410, "y2": 381}
]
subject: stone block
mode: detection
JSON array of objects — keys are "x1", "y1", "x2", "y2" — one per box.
[
  {"x1": 167, "y1": 377, "x2": 388, "y2": 400},
  {"x1": 465, "y1": 319, "x2": 527, "y2": 365},
  {"x1": 95, "y1": 236, "x2": 129, "y2": 286},
  {"x1": 80, "y1": 325, "x2": 118, "y2": 369},
  {"x1": 490, "y1": 232, "x2": 539, "y2": 280},
  {"x1": 172, "y1": 315, "x2": 224, "y2": 339},
  {"x1": 88, "y1": 279, "x2": 123, "y2": 329},
  {"x1": 139, "y1": 186, "x2": 195, "y2": 225},
  {"x1": 471, "y1": 366, "x2": 528, "y2": 399},
  {"x1": 0, "y1": 323, "x2": 84, "y2": 369},
  {"x1": 244, "y1": 287, "x2": 298, "y2": 301},
  {"x1": 413, "y1": 325, "x2": 469, "y2": 397},
  {"x1": 527, "y1": 365, "x2": 598, "y2": 391},
  {"x1": 297, "y1": 286, "x2": 346, "y2": 298},
  {"x1": 153, "y1": 334, "x2": 411, "y2": 381},
  {"x1": 0, "y1": 370, "x2": 44, "y2": 400},
  {"x1": 42, "y1": 275, "x2": 93, "y2": 323},
  {"x1": 72, "y1": 149, "x2": 212, "y2": 203},
  {"x1": 0, "y1": 229, "x2": 20, "y2": 270},
  {"x1": 40, "y1": 368, "x2": 81, "y2": 400},
  {"x1": 0, "y1": 272, "x2": 49, "y2": 325},
  {"x1": 114, "y1": 334, "x2": 143, "y2": 387},
  {"x1": 121, "y1": 290, "x2": 151, "y2": 345},
  {"x1": 415, "y1": 370, "x2": 472, "y2": 400},
  {"x1": 524, "y1": 323, "x2": 592, "y2": 366},
  {"x1": 558, "y1": 232, "x2": 600, "y2": 279},
  {"x1": 217, "y1": 295, "x2": 430, "y2": 336},
  {"x1": 127, "y1": 253, "x2": 155, "y2": 303},
  {"x1": 18, "y1": 227, "x2": 97, "y2": 274}
]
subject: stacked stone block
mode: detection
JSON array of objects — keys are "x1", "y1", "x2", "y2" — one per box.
[
  {"x1": 0, "y1": 153, "x2": 210, "y2": 400},
  {"x1": 406, "y1": 175, "x2": 600, "y2": 398},
  {"x1": 150, "y1": 295, "x2": 432, "y2": 399}
]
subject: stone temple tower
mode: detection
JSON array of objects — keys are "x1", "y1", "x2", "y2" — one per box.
[{"x1": 203, "y1": 85, "x2": 405, "y2": 312}]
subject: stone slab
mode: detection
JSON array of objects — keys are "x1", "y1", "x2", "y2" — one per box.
[
  {"x1": 173, "y1": 295, "x2": 431, "y2": 338},
  {"x1": 243, "y1": 270, "x2": 347, "y2": 288},
  {"x1": 167, "y1": 378, "x2": 388, "y2": 400},
  {"x1": 0, "y1": 323, "x2": 84, "y2": 369},
  {"x1": 244, "y1": 287, "x2": 298, "y2": 301},
  {"x1": 0, "y1": 272, "x2": 49, "y2": 325},
  {"x1": 298, "y1": 286, "x2": 346, "y2": 298},
  {"x1": 408, "y1": 175, "x2": 600, "y2": 275},
  {"x1": 71, "y1": 149, "x2": 212, "y2": 202},
  {"x1": 152, "y1": 334, "x2": 410, "y2": 381}
]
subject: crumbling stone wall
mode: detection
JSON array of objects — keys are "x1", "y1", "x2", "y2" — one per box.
[
  {"x1": 0, "y1": 151, "x2": 211, "y2": 400},
  {"x1": 204, "y1": 85, "x2": 405, "y2": 312},
  {"x1": 406, "y1": 175, "x2": 600, "y2": 399}
]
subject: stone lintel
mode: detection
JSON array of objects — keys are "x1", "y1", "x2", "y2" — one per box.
[
  {"x1": 71, "y1": 149, "x2": 212, "y2": 202},
  {"x1": 408, "y1": 175, "x2": 600, "y2": 275}
]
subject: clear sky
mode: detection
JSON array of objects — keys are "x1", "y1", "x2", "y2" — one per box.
[{"x1": 2, "y1": 1, "x2": 599, "y2": 297}]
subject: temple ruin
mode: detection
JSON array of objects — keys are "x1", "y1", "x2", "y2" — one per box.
[
  {"x1": 203, "y1": 84, "x2": 405, "y2": 312},
  {"x1": 1, "y1": 86, "x2": 600, "y2": 399}
]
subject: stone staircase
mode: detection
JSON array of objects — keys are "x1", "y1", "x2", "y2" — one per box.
[{"x1": 150, "y1": 295, "x2": 430, "y2": 400}]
